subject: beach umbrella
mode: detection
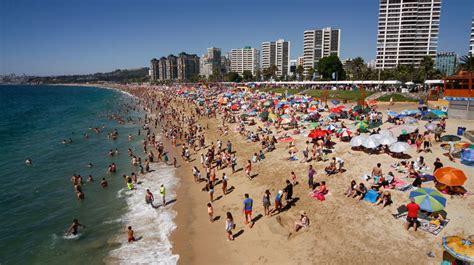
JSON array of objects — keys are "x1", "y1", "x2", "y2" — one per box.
[
  {"x1": 350, "y1": 135, "x2": 368, "y2": 147},
  {"x1": 326, "y1": 124, "x2": 337, "y2": 131},
  {"x1": 259, "y1": 111, "x2": 269, "y2": 120},
  {"x1": 230, "y1": 104, "x2": 240, "y2": 111},
  {"x1": 461, "y1": 148, "x2": 474, "y2": 163},
  {"x1": 308, "y1": 122, "x2": 319, "y2": 129},
  {"x1": 308, "y1": 129, "x2": 328, "y2": 138},
  {"x1": 263, "y1": 100, "x2": 273, "y2": 107},
  {"x1": 370, "y1": 134, "x2": 385, "y2": 142},
  {"x1": 434, "y1": 167, "x2": 467, "y2": 186},
  {"x1": 441, "y1": 135, "x2": 461, "y2": 142},
  {"x1": 268, "y1": 113, "x2": 278, "y2": 122},
  {"x1": 246, "y1": 110, "x2": 257, "y2": 116},
  {"x1": 330, "y1": 107, "x2": 342, "y2": 113},
  {"x1": 422, "y1": 111, "x2": 440, "y2": 120},
  {"x1": 402, "y1": 116, "x2": 418, "y2": 124},
  {"x1": 355, "y1": 121, "x2": 369, "y2": 132},
  {"x1": 307, "y1": 106, "x2": 318, "y2": 113},
  {"x1": 387, "y1": 111, "x2": 398, "y2": 118},
  {"x1": 389, "y1": 142, "x2": 410, "y2": 153},
  {"x1": 362, "y1": 137, "x2": 380, "y2": 149},
  {"x1": 378, "y1": 135, "x2": 397, "y2": 146},
  {"x1": 432, "y1": 109, "x2": 447, "y2": 118},
  {"x1": 409, "y1": 187, "x2": 447, "y2": 212},
  {"x1": 442, "y1": 236, "x2": 474, "y2": 263},
  {"x1": 331, "y1": 99, "x2": 340, "y2": 105},
  {"x1": 389, "y1": 125, "x2": 418, "y2": 137},
  {"x1": 310, "y1": 100, "x2": 319, "y2": 105},
  {"x1": 341, "y1": 130, "x2": 352, "y2": 138}
]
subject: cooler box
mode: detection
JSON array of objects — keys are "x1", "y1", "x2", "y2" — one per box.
[{"x1": 457, "y1": 127, "x2": 466, "y2": 136}]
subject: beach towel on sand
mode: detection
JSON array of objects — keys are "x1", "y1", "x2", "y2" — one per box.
[
  {"x1": 363, "y1": 189, "x2": 379, "y2": 203},
  {"x1": 393, "y1": 212, "x2": 450, "y2": 235},
  {"x1": 312, "y1": 192, "x2": 325, "y2": 201}
]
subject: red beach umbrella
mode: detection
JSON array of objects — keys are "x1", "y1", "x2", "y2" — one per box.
[{"x1": 308, "y1": 129, "x2": 328, "y2": 138}]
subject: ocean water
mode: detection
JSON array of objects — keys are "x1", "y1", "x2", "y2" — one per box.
[{"x1": 0, "y1": 85, "x2": 178, "y2": 264}]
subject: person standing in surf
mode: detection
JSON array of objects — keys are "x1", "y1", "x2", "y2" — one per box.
[
  {"x1": 65, "y1": 219, "x2": 86, "y2": 236},
  {"x1": 160, "y1": 184, "x2": 166, "y2": 206},
  {"x1": 145, "y1": 189, "x2": 154, "y2": 206}
]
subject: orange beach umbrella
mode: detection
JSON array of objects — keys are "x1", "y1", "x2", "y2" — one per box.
[{"x1": 434, "y1": 167, "x2": 467, "y2": 186}]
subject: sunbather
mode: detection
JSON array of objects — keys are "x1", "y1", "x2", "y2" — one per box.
[
  {"x1": 294, "y1": 211, "x2": 310, "y2": 232},
  {"x1": 353, "y1": 183, "x2": 367, "y2": 200},
  {"x1": 375, "y1": 190, "x2": 392, "y2": 208},
  {"x1": 345, "y1": 180, "x2": 357, "y2": 197}
]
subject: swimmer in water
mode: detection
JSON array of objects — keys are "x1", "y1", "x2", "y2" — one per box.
[
  {"x1": 66, "y1": 219, "x2": 86, "y2": 236},
  {"x1": 127, "y1": 226, "x2": 135, "y2": 242},
  {"x1": 100, "y1": 177, "x2": 108, "y2": 188},
  {"x1": 87, "y1": 163, "x2": 93, "y2": 168},
  {"x1": 87, "y1": 175, "x2": 93, "y2": 182},
  {"x1": 25, "y1": 158, "x2": 32, "y2": 166}
]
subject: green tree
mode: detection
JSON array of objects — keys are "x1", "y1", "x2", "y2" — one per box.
[
  {"x1": 457, "y1": 55, "x2": 474, "y2": 72},
  {"x1": 418, "y1": 56, "x2": 435, "y2": 81},
  {"x1": 262, "y1": 65, "x2": 278, "y2": 80},
  {"x1": 305, "y1": 67, "x2": 315, "y2": 80},
  {"x1": 317, "y1": 55, "x2": 346, "y2": 80},
  {"x1": 351, "y1": 57, "x2": 366, "y2": 80},
  {"x1": 226, "y1": 72, "x2": 242, "y2": 82},
  {"x1": 296, "y1": 65, "x2": 304, "y2": 81},
  {"x1": 255, "y1": 69, "x2": 261, "y2": 81},
  {"x1": 242, "y1": 70, "x2": 253, "y2": 81}
]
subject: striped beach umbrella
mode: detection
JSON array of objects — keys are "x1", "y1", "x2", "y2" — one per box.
[{"x1": 409, "y1": 187, "x2": 447, "y2": 212}]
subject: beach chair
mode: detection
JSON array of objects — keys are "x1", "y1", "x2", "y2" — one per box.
[{"x1": 363, "y1": 189, "x2": 379, "y2": 203}]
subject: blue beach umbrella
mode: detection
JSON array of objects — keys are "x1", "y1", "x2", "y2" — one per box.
[
  {"x1": 409, "y1": 187, "x2": 447, "y2": 212},
  {"x1": 461, "y1": 148, "x2": 474, "y2": 163}
]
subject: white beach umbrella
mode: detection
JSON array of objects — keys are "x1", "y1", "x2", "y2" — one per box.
[
  {"x1": 370, "y1": 134, "x2": 385, "y2": 142},
  {"x1": 378, "y1": 135, "x2": 397, "y2": 146},
  {"x1": 389, "y1": 142, "x2": 411, "y2": 153},
  {"x1": 362, "y1": 137, "x2": 380, "y2": 149},
  {"x1": 350, "y1": 135, "x2": 368, "y2": 147}
]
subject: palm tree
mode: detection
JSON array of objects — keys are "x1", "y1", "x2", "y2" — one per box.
[
  {"x1": 418, "y1": 56, "x2": 434, "y2": 81},
  {"x1": 457, "y1": 55, "x2": 474, "y2": 72}
]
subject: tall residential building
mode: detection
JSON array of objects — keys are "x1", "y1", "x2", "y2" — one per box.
[
  {"x1": 229, "y1": 47, "x2": 260, "y2": 76},
  {"x1": 158, "y1": 57, "x2": 167, "y2": 81},
  {"x1": 470, "y1": 17, "x2": 474, "y2": 56},
  {"x1": 375, "y1": 0, "x2": 442, "y2": 69},
  {"x1": 303, "y1": 27, "x2": 340, "y2": 74},
  {"x1": 150, "y1": 58, "x2": 159, "y2": 82},
  {"x1": 200, "y1": 47, "x2": 222, "y2": 78},
  {"x1": 297, "y1": 56, "x2": 305, "y2": 67},
  {"x1": 261, "y1": 39, "x2": 290, "y2": 77},
  {"x1": 177, "y1": 53, "x2": 200, "y2": 80},
  {"x1": 166, "y1": 55, "x2": 178, "y2": 80},
  {"x1": 435, "y1": 52, "x2": 457, "y2": 76}
]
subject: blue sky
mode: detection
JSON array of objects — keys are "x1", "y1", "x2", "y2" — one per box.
[{"x1": 0, "y1": 0, "x2": 472, "y2": 76}]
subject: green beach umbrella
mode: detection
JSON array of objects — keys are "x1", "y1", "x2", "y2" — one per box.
[
  {"x1": 309, "y1": 122, "x2": 319, "y2": 129},
  {"x1": 356, "y1": 121, "x2": 369, "y2": 132},
  {"x1": 409, "y1": 187, "x2": 447, "y2": 212}
]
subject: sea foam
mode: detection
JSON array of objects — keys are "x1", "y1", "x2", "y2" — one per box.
[{"x1": 107, "y1": 163, "x2": 179, "y2": 264}]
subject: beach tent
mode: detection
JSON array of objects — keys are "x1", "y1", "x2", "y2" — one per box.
[
  {"x1": 434, "y1": 167, "x2": 467, "y2": 186},
  {"x1": 442, "y1": 236, "x2": 474, "y2": 263},
  {"x1": 350, "y1": 135, "x2": 367, "y2": 147},
  {"x1": 389, "y1": 142, "x2": 410, "y2": 153},
  {"x1": 409, "y1": 187, "x2": 447, "y2": 212},
  {"x1": 362, "y1": 137, "x2": 380, "y2": 149}
]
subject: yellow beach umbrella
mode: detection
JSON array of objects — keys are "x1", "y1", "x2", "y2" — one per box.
[{"x1": 443, "y1": 236, "x2": 474, "y2": 263}]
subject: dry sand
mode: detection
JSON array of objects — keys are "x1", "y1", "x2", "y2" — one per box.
[{"x1": 161, "y1": 100, "x2": 474, "y2": 264}]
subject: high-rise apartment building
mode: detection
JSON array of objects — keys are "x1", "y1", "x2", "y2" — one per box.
[
  {"x1": 200, "y1": 47, "x2": 222, "y2": 78},
  {"x1": 375, "y1": 0, "x2": 441, "y2": 69},
  {"x1": 435, "y1": 52, "x2": 457, "y2": 76},
  {"x1": 261, "y1": 39, "x2": 290, "y2": 77},
  {"x1": 166, "y1": 55, "x2": 178, "y2": 80},
  {"x1": 177, "y1": 53, "x2": 200, "y2": 80},
  {"x1": 470, "y1": 17, "x2": 474, "y2": 56},
  {"x1": 303, "y1": 27, "x2": 340, "y2": 74},
  {"x1": 150, "y1": 58, "x2": 159, "y2": 82},
  {"x1": 158, "y1": 57, "x2": 167, "y2": 81},
  {"x1": 229, "y1": 47, "x2": 260, "y2": 76}
]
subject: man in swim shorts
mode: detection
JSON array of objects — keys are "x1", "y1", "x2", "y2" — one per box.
[
  {"x1": 145, "y1": 189, "x2": 154, "y2": 205},
  {"x1": 66, "y1": 219, "x2": 86, "y2": 236},
  {"x1": 243, "y1": 193, "x2": 253, "y2": 226}
]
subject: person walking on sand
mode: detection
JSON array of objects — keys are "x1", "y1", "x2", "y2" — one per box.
[
  {"x1": 145, "y1": 189, "x2": 154, "y2": 205},
  {"x1": 207, "y1": 202, "x2": 214, "y2": 223},
  {"x1": 263, "y1": 190, "x2": 271, "y2": 216},
  {"x1": 127, "y1": 226, "x2": 136, "y2": 242},
  {"x1": 245, "y1": 160, "x2": 252, "y2": 180},
  {"x1": 308, "y1": 165, "x2": 315, "y2": 189},
  {"x1": 65, "y1": 219, "x2": 86, "y2": 236},
  {"x1": 222, "y1": 173, "x2": 228, "y2": 195},
  {"x1": 243, "y1": 193, "x2": 254, "y2": 227},
  {"x1": 159, "y1": 184, "x2": 166, "y2": 206},
  {"x1": 405, "y1": 198, "x2": 420, "y2": 232},
  {"x1": 231, "y1": 154, "x2": 237, "y2": 173},
  {"x1": 225, "y1": 212, "x2": 234, "y2": 241}
]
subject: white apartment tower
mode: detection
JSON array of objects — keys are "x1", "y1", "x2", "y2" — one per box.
[
  {"x1": 375, "y1": 0, "x2": 442, "y2": 69},
  {"x1": 470, "y1": 17, "x2": 474, "y2": 56},
  {"x1": 303, "y1": 27, "x2": 340, "y2": 74},
  {"x1": 261, "y1": 39, "x2": 290, "y2": 77},
  {"x1": 229, "y1": 47, "x2": 260, "y2": 76}
]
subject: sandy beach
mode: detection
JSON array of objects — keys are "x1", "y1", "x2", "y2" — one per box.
[{"x1": 117, "y1": 84, "x2": 473, "y2": 265}]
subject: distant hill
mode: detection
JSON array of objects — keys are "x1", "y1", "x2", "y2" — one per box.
[{"x1": 29, "y1": 68, "x2": 149, "y2": 84}]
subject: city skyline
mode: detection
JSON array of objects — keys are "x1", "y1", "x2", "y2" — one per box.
[{"x1": 1, "y1": 0, "x2": 472, "y2": 76}]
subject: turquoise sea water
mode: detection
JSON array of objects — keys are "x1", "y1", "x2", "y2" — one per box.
[{"x1": 0, "y1": 85, "x2": 146, "y2": 264}]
